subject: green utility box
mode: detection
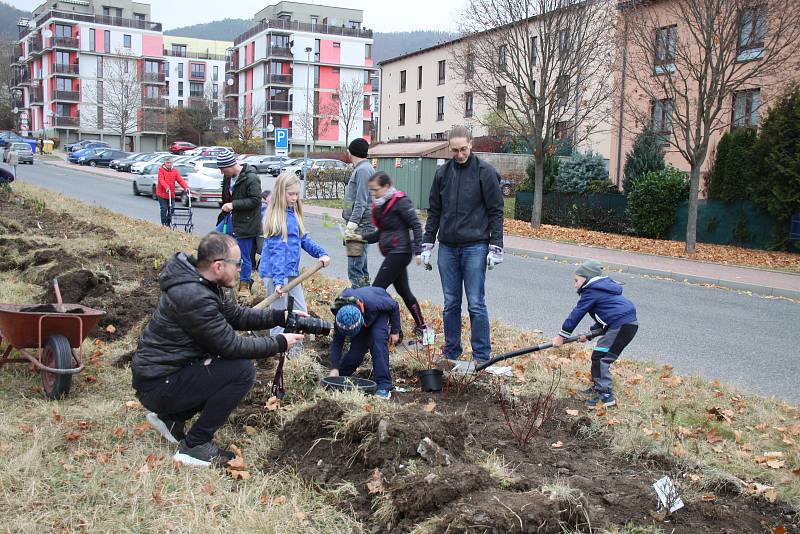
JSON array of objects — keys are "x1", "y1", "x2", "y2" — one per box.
[{"x1": 373, "y1": 156, "x2": 442, "y2": 210}]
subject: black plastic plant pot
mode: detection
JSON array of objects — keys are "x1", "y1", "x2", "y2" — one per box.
[
  {"x1": 417, "y1": 369, "x2": 444, "y2": 392},
  {"x1": 321, "y1": 376, "x2": 377, "y2": 394}
]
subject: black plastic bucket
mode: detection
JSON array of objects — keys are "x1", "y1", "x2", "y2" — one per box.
[{"x1": 417, "y1": 369, "x2": 444, "y2": 392}]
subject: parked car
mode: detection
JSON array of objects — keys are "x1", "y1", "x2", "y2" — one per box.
[
  {"x1": 191, "y1": 159, "x2": 224, "y2": 179},
  {"x1": 109, "y1": 152, "x2": 140, "y2": 170},
  {"x1": 130, "y1": 153, "x2": 172, "y2": 174},
  {"x1": 3, "y1": 142, "x2": 34, "y2": 164},
  {"x1": 80, "y1": 149, "x2": 130, "y2": 167},
  {"x1": 65, "y1": 140, "x2": 109, "y2": 153},
  {"x1": 0, "y1": 132, "x2": 19, "y2": 148},
  {"x1": 238, "y1": 155, "x2": 275, "y2": 174},
  {"x1": 169, "y1": 141, "x2": 197, "y2": 155},
  {"x1": 68, "y1": 146, "x2": 107, "y2": 163},
  {"x1": 268, "y1": 157, "x2": 304, "y2": 177},
  {"x1": 181, "y1": 172, "x2": 223, "y2": 206},
  {"x1": 200, "y1": 146, "x2": 229, "y2": 158},
  {"x1": 114, "y1": 153, "x2": 154, "y2": 172},
  {"x1": 183, "y1": 146, "x2": 207, "y2": 156},
  {"x1": 132, "y1": 163, "x2": 195, "y2": 199},
  {"x1": 283, "y1": 158, "x2": 349, "y2": 178}
]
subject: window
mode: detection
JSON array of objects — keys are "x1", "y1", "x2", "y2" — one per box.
[
  {"x1": 97, "y1": 106, "x2": 103, "y2": 129},
  {"x1": 531, "y1": 36, "x2": 538, "y2": 66},
  {"x1": 333, "y1": 42, "x2": 341, "y2": 48},
  {"x1": 123, "y1": 34, "x2": 131, "y2": 48},
  {"x1": 436, "y1": 96, "x2": 444, "y2": 121},
  {"x1": 465, "y1": 53, "x2": 475, "y2": 80},
  {"x1": 364, "y1": 70, "x2": 370, "y2": 84},
  {"x1": 213, "y1": 65, "x2": 219, "y2": 81},
  {"x1": 416, "y1": 100, "x2": 421, "y2": 123},
  {"x1": 365, "y1": 44, "x2": 372, "y2": 59},
  {"x1": 190, "y1": 82, "x2": 203, "y2": 97},
  {"x1": 314, "y1": 39, "x2": 321, "y2": 61},
  {"x1": 349, "y1": 20, "x2": 361, "y2": 30},
  {"x1": 271, "y1": 34, "x2": 290, "y2": 48},
  {"x1": 144, "y1": 85, "x2": 159, "y2": 98},
  {"x1": 96, "y1": 56, "x2": 103, "y2": 78},
  {"x1": 134, "y1": 13, "x2": 145, "y2": 22},
  {"x1": 738, "y1": 6, "x2": 767, "y2": 59},
  {"x1": 364, "y1": 95, "x2": 370, "y2": 110},
  {"x1": 363, "y1": 120, "x2": 371, "y2": 137},
  {"x1": 400, "y1": 70, "x2": 406, "y2": 92},
  {"x1": 191, "y1": 63, "x2": 206, "y2": 78},
  {"x1": 437, "y1": 60, "x2": 446, "y2": 85},
  {"x1": 465, "y1": 91, "x2": 474, "y2": 117},
  {"x1": 178, "y1": 63, "x2": 184, "y2": 79},
  {"x1": 559, "y1": 30, "x2": 569, "y2": 55},
  {"x1": 496, "y1": 86, "x2": 506, "y2": 111},
  {"x1": 177, "y1": 100, "x2": 183, "y2": 108},
  {"x1": 89, "y1": 29, "x2": 95, "y2": 51},
  {"x1": 310, "y1": 16, "x2": 318, "y2": 29},
  {"x1": 651, "y1": 98, "x2": 674, "y2": 135},
  {"x1": 97, "y1": 80, "x2": 103, "y2": 103},
  {"x1": 178, "y1": 81, "x2": 184, "y2": 97},
  {"x1": 655, "y1": 25, "x2": 677, "y2": 73},
  {"x1": 732, "y1": 88, "x2": 761, "y2": 129},
  {"x1": 417, "y1": 65, "x2": 422, "y2": 89},
  {"x1": 171, "y1": 44, "x2": 187, "y2": 57},
  {"x1": 499, "y1": 44, "x2": 507, "y2": 69},
  {"x1": 55, "y1": 24, "x2": 70, "y2": 38},
  {"x1": 103, "y1": 30, "x2": 110, "y2": 53},
  {"x1": 313, "y1": 65, "x2": 320, "y2": 87},
  {"x1": 56, "y1": 51, "x2": 69, "y2": 65},
  {"x1": 556, "y1": 75, "x2": 568, "y2": 106},
  {"x1": 212, "y1": 84, "x2": 219, "y2": 99},
  {"x1": 56, "y1": 77, "x2": 70, "y2": 90},
  {"x1": 399, "y1": 103, "x2": 405, "y2": 126}
]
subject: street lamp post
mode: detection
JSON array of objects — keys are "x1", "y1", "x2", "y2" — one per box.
[{"x1": 302, "y1": 46, "x2": 312, "y2": 198}]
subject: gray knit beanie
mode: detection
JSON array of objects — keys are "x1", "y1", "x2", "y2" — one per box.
[{"x1": 575, "y1": 260, "x2": 603, "y2": 279}]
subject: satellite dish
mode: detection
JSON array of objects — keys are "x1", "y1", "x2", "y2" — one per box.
[
  {"x1": 42, "y1": 29, "x2": 53, "y2": 38},
  {"x1": 226, "y1": 78, "x2": 234, "y2": 86},
  {"x1": 18, "y1": 56, "x2": 24, "y2": 62},
  {"x1": 223, "y1": 126, "x2": 231, "y2": 134},
  {"x1": 12, "y1": 107, "x2": 18, "y2": 114}
]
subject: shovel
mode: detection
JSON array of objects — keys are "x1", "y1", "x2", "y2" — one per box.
[{"x1": 450, "y1": 330, "x2": 602, "y2": 375}]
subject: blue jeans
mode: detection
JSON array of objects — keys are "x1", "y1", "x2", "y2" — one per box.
[
  {"x1": 236, "y1": 237, "x2": 256, "y2": 283},
  {"x1": 437, "y1": 243, "x2": 490, "y2": 361},
  {"x1": 348, "y1": 243, "x2": 370, "y2": 289},
  {"x1": 158, "y1": 198, "x2": 171, "y2": 226},
  {"x1": 337, "y1": 313, "x2": 392, "y2": 390}
]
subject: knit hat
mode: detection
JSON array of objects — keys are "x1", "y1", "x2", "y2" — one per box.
[
  {"x1": 335, "y1": 304, "x2": 363, "y2": 337},
  {"x1": 348, "y1": 138, "x2": 369, "y2": 159},
  {"x1": 575, "y1": 260, "x2": 603, "y2": 279},
  {"x1": 216, "y1": 148, "x2": 237, "y2": 169}
]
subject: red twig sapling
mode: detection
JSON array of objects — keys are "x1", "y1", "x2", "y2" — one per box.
[{"x1": 495, "y1": 368, "x2": 562, "y2": 447}]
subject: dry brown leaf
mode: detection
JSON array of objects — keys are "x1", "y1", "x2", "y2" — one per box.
[
  {"x1": 244, "y1": 426, "x2": 257, "y2": 435},
  {"x1": 96, "y1": 452, "x2": 112, "y2": 465},
  {"x1": 124, "y1": 400, "x2": 142, "y2": 411},
  {"x1": 766, "y1": 459, "x2": 786, "y2": 469},
  {"x1": 295, "y1": 510, "x2": 308, "y2": 522},
  {"x1": 272, "y1": 495, "x2": 288, "y2": 506},
  {"x1": 18, "y1": 423, "x2": 33, "y2": 434},
  {"x1": 53, "y1": 411, "x2": 63, "y2": 423},
  {"x1": 364, "y1": 404, "x2": 374, "y2": 413},
  {"x1": 133, "y1": 422, "x2": 150, "y2": 436},
  {"x1": 152, "y1": 488, "x2": 163, "y2": 504},
  {"x1": 773, "y1": 526, "x2": 787, "y2": 534},
  {"x1": 84, "y1": 375, "x2": 98, "y2": 383},
  {"x1": 706, "y1": 429, "x2": 724, "y2": 444},
  {"x1": 734, "y1": 430, "x2": 743, "y2": 444},
  {"x1": 77, "y1": 421, "x2": 90, "y2": 430},
  {"x1": 227, "y1": 444, "x2": 246, "y2": 470},
  {"x1": 629, "y1": 374, "x2": 644, "y2": 385},
  {"x1": 512, "y1": 364, "x2": 526, "y2": 379},
  {"x1": 765, "y1": 489, "x2": 779, "y2": 503},
  {"x1": 672, "y1": 443, "x2": 687, "y2": 457},
  {"x1": 112, "y1": 427, "x2": 126, "y2": 438},
  {"x1": 264, "y1": 396, "x2": 280, "y2": 411},
  {"x1": 755, "y1": 422, "x2": 769, "y2": 431},
  {"x1": 781, "y1": 437, "x2": 796, "y2": 446},
  {"x1": 701, "y1": 494, "x2": 716, "y2": 501},
  {"x1": 202, "y1": 484, "x2": 216, "y2": 496},
  {"x1": 64, "y1": 431, "x2": 81, "y2": 441},
  {"x1": 605, "y1": 418, "x2": 622, "y2": 426},
  {"x1": 367, "y1": 468, "x2": 385, "y2": 494},
  {"x1": 551, "y1": 441, "x2": 564, "y2": 449},
  {"x1": 229, "y1": 470, "x2": 251, "y2": 480},
  {"x1": 565, "y1": 409, "x2": 580, "y2": 416},
  {"x1": 687, "y1": 473, "x2": 702, "y2": 482},
  {"x1": 423, "y1": 402, "x2": 436, "y2": 413},
  {"x1": 793, "y1": 468, "x2": 800, "y2": 477}
]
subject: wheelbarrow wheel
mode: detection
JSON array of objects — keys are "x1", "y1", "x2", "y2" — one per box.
[{"x1": 41, "y1": 335, "x2": 73, "y2": 400}]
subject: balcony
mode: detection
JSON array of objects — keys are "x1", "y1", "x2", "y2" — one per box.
[
  {"x1": 188, "y1": 96, "x2": 207, "y2": 108},
  {"x1": 29, "y1": 38, "x2": 43, "y2": 54},
  {"x1": 53, "y1": 63, "x2": 79, "y2": 76},
  {"x1": 234, "y1": 18, "x2": 373, "y2": 46},
  {"x1": 266, "y1": 100, "x2": 292, "y2": 112},
  {"x1": 13, "y1": 70, "x2": 31, "y2": 87},
  {"x1": 142, "y1": 97, "x2": 166, "y2": 108},
  {"x1": 30, "y1": 87, "x2": 44, "y2": 104},
  {"x1": 266, "y1": 46, "x2": 292, "y2": 59},
  {"x1": 53, "y1": 36, "x2": 79, "y2": 49},
  {"x1": 53, "y1": 90, "x2": 80, "y2": 102},
  {"x1": 21, "y1": 10, "x2": 162, "y2": 39},
  {"x1": 226, "y1": 53, "x2": 239, "y2": 73},
  {"x1": 189, "y1": 71, "x2": 206, "y2": 82},
  {"x1": 55, "y1": 115, "x2": 80, "y2": 128},
  {"x1": 225, "y1": 107, "x2": 238, "y2": 120},
  {"x1": 224, "y1": 81, "x2": 239, "y2": 97},
  {"x1": 163, "y1": 48, "x2": 226, "y2": 61},
  {"x1": 140, "y1": 72, "x2": 166, "y2": 83},
  {"x1": 266, "y1": 73, "x2": 292, "y2": 85},
  {"x1": 140, "y1": 115, "x2": 166, "y2": 133}
]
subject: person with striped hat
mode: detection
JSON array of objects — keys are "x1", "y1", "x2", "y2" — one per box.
[
  {"x1": 329, "y1": 286, "x2": 402, "y2": 399},
  {"x1": 217, "y1": 148, "x2": 263, "y2": 301}
]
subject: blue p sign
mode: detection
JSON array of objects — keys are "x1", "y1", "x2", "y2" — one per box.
[{"x1": 275, "y1": 128, "x2": 288, "y2": 150}]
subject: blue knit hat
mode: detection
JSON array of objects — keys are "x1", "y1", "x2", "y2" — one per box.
[
  {"x1": 216, "y1": 148, "x2": 237, "y2": 169},
  {"x1": 335, "y1": 304, "x2": 363, "y2": 337}
]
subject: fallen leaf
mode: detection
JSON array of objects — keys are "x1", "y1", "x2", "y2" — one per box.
[
  {"x1": 84, "y1": 375, "x2": 98, "y2": 383},
  {"x1": 551, "y1": 441, "x2": 564, "y2": 449},
  {"x1": 229, "y1": 470, "x2": 251, "y2": 480},
  {"x1": 701, "y1": 494, "x2": 716, "y2": 501},
  {"x1": 687, "y1": 473, "x2": 702, "y2": 482},
  {"x1": 364, "y1": 404, "x2": 374, "y2": 413},
  {"x1": 77, "y1": 421, "x2": 90, "y2": 430},
  {"x1": 226, "y1": 444, "x2": 246, "y2": 470},
  {"x1": 766, "y1": 459, "x2": 786, "y2": 469},
  {"x1": 782, "y1": 437, "x2": 796, "y2": 446},
  {"x1": 706, "y1": 429, "x2": 724, "y2": 444},
  {"x1": 734, "y1": 430, "x2": 742, "y2": 444},
  {"x1": 53, "y1": 411, "x2": 63, "y2": 423},
  {"x1": 755, "y1": 422, "x2": 769, "y2": 431},
  {"x1": 64, "y1": 431, "x2": 81, "y2": 441},
  {"x1": 105, "y1": 325, "x2": 116, "y2": 334},
  {"x1": 367, "y1": 468, "x2": 385, "y2": 494},
  {"x1": 423, "y1": 402, "x2": 436, "y2": 413},
  {"x1": 272, "y1": 495, "x2": 287, "y2": 505},
  {"x1": 765, "y1": 489, "x2": 779, "y2": 503},
  {"x1": 793, "y1": 468, "x2": 800, "y2": 477},
  {"x1": 264, "y1": 396, "x2": 280, "y2": 411},
  {"x1": 124, "y1": 400, "x2": 142, "y2": 411},
  {"x1": 629, "y1": 374, "x2": 644, "y2": 385},
  {"x1": 202, "y1": 484, "x2": 216, "y2": 496},
  {"x1": 605, "y1": 418, "x2": 622, "y2": 426},
  {"x1": 18, "y1": 423, "x2": 33, "y2": 434},
  {"x1": 96, "y1": 452, "x2": 112, "y2": 464},
  {"x1": 112, "y1": 427, "x2": 126, "y2": 438},
  {"x1": 295, "y1": 510, "x2": 308, "y2": 522},
  {"x1": 565, "y1": 409, "x2": 580, "y2": 416},
  {"x1": 244, "y1": 426, "x2": 257, "y2": 435},
  {"x1": 152, "y1": 488, "x2": 163, "y2": 504},
  {"x1": 133, "y1": 422, "x2": 150, "y2": 436},
  {"x1": 672, "y1": 443, "x2": 687, "y2": 457},
  {"x1": 676, "y1": 426, "x2": 694, "y2": 438},
  {"x1": 512, "y1": 364, "x2": 526, "y2": 379}
]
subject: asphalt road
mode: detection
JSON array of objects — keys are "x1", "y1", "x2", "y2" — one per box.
[{"x1": 11, "y1": 161, "x2": 800, "y2": 403}]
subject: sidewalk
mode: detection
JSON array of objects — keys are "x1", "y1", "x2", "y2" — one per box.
[{"x1": 302, "y1": 204, "x2": 800, "y2": 299}]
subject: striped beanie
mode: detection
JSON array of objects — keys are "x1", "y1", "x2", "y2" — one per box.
[
  {"x1": 335, "y1": 304, "x2": 363, "y2": 337},
  {"x1": 216, "y1": 148, "x2": 237, "y2": 169}
]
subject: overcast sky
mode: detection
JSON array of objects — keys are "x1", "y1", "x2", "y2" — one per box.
[{"x1": 11, "y1": 0, "x2": 463, "y2": 32}]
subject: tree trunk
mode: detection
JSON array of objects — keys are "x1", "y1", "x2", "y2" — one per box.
[
  {"x1": 530, "y1": 154, "x2": 545, "y2": 228},
  {"x1": 685, "y1": 164, "x2": 702, "y2": 254}
]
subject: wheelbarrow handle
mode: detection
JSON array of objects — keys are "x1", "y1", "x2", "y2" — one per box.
[{"x1": 474, "y1": 330, "x2": 601, "y2": 372}]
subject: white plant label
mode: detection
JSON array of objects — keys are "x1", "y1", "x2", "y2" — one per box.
[
  {"x1": 422, "y1": 329, "x2": 436, "y2": 346},
  {"x1": 653, "y1": 476, "x2": 684, "y2": 513}
]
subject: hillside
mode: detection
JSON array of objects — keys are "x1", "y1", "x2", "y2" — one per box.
[{"x1": 0, "y1": 1, "x2": 31, "y2": 40}]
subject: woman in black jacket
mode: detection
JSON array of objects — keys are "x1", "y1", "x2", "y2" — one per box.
[{"x1": 359, "y1": 172, "x2": 427, "y2": 335}]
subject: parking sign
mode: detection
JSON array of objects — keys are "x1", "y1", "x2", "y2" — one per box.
[{"x1": 275, "y1": 128, "x2": 288, "y2": 150}]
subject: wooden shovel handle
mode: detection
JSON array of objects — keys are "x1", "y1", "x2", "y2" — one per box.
[{"x1": 253, "y1": 261, "x2": 325, "y2": 310}]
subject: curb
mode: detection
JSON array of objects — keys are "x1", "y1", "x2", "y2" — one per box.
[{"x1": 504, "y1": 247, "x2": 800, "y2": 299}]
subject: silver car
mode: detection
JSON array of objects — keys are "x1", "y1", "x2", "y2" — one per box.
[
  {"x1": 132, "y1": 162, "x2": 194, "y2": 199},
  {"x1": 5, "y1": 142, "x2": 34, "y2": 164}
]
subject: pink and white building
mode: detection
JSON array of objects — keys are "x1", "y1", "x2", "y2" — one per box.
[
  {"x1": 12, "y1": 0, "x2": 166, "y2": 151},
  {"x1": 225, "y1": 1, "x2": 377, "y2": 151}
]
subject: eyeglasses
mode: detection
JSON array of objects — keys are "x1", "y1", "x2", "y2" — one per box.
[{"x1": 214, "y1": 258, "x2": 243, "y2": 267}]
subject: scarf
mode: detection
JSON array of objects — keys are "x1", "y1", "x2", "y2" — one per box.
[{"x1": 373, "y1": 187, "x2": 397, "y2": 208}]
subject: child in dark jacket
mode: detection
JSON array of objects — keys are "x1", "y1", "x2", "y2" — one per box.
[{"x1": 552, "y1": 260, "x2": 638, "y2": 408}]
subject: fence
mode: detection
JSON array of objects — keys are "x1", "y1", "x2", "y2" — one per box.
[
  {"x1": 514, "y1": 191, "x2": 630, "y2": 234},
  {"x1": 476, "y1": 152, "x2": 531, "y2": 175},
  {"x1": 305, "y1": 169, "x2": 349, "y2": 200}
]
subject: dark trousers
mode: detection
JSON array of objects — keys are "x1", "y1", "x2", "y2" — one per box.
[
  {"x1": 372, "y1": 252, "x2": 426, "y2": 331},
  {"x1": 591, "y1": 323, "x2": 638, "y2": 394},
  {"x1": 136, "y1": 358, "x2": 256, "y2": 447},
  {"x1": 338, "y1": 313, "x2": 392, "y2": 390},
  {"x1": 158, "y1": 197, "x2": 171, "y2": 227}
]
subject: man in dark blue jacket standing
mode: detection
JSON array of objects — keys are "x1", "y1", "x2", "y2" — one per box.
[
  {"x1": 421, "y1": 126, "x2": 504, "y2": 364},
  {"x1": 329, "y1": 286, "x2": 402, "y2": 399},
  {"x1": 552, "y1": 260, "x2": 638, "y2": 408}
]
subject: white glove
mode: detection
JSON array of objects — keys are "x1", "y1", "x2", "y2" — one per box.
[
  {"x1": 420, "y1": 243, "x2": 434, "y2": 268},
  {"x1": 345, "y1": 221, "x2": 358, "y2": 238},
  {"x1": 487, "y1": 245, "x2": 503, "y2": 270}
]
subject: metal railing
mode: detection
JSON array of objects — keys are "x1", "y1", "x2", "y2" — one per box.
[
  {"x1": 267, "y1": 73, "x2": 292, "y2": 85},
  {"x1": 53, "y1": 36, "x2": 79, "y2": 49},
  {"x1": 267, "y1": 46, "x2": 292, "y2": 59},
  {"x1": 223, "y1": 82, "x2": 239, "y2": 96},
  {"x1": 142, "y1": 97, "x2": 166, "y2": 108},
  {"x1": 189, "y1": 71, "x2": 206, "y2": 81},
  {"x1": 13, "y1": 70, "x2": 31, "y2": 86},
  {"x1": 29, "y1": 38, "x2": 43, "y2": 53},
  {"x1": 55, "y1": 115, "x2": 80, "y2": 127},
  {"x1": 54, "y1": 63, "x2": 79, "y2": 75},
  {"x1": 225, "y1": 107, "x2": 238, "y2": 120},
  {"x1": 21, "y1": 10, "x2": 162, "y2": 38},
  {"x1": 163, "y1": 49, "x2": 226, "y2": 61},
  {"x1": 266, "y1": 100, "x2": 292, "y2": 112},
  {"x1": 226, "y1": 54, "x2": 239, "y2": 72},
  {"x1": 53, "y1": 90, "x2": 80, "y2": 101},
  {"x1": 30, "y1": 88, "x2": 44, "y2": 103},
  {"x1": 234, "y1": 18, "x2": 373, "y2": 45},
  {"x1": 140, "y1": 72, "x2": 166, "y2": 83}
]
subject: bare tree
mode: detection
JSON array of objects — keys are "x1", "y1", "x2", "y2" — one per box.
[
  {"x1": 82, "y1": 53, "x2": 143, "y2": 150},
  {"x1": 455, "y1": 0, "x2": 616, "y2": 227},
  {"x1": 321, "y1": 78, "x2": 365, "y2": 147},
  {"x1": 621, "y1": 0, "x2": 800, "y2": 253}
]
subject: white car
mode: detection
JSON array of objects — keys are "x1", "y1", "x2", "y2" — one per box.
[
  {"x1": 183, "y1": 146, "x2": 207, "y2": 156},
  {"x1": 180, "y1": 172, "x2": 223, "y2": 206},
  {"x1": 130, "y1": 153, "x2": 171, "y2": 174},
  {"x1": 132, "y1": 162, "x2": 195, "y2": 199},
  {"x1": 191, "y1": 159, "x2": 224, "y2": 179},
  {"x1": 282, "y1": 158, "x2": 349, "y2": 178}
]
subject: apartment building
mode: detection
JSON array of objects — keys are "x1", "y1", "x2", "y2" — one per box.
[
  {"x1": 162, "y1": 36, "x2": 230, "y2": 117},
  {"x1": 12, "y1": 0, "x2": 166, "y2": 151},
  {"x1": 225, "y1": 1, "x2": 376, "y2": 151}
]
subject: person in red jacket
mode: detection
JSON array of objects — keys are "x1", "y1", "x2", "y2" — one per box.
[{"x1": 157, "y1": 158, "x2": 189, "y2": 227}]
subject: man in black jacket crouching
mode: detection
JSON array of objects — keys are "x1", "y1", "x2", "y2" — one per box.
[{"x1": 132, "y1": 232, "x2": 304, "y2": 467}]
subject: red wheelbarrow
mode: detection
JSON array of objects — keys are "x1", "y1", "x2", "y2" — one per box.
[{"x1": 0, "y1": 281, "x2": 104, "y2": 400}]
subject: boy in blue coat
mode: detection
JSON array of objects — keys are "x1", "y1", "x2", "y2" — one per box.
[
  {"x1": 329, "y1": 286, "x2": 402, "y2": 399},
  {"x1": 552, "y1": 260, "x2": 638, "y2": 408}
]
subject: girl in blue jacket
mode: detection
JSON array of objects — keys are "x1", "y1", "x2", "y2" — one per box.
[{"x1": 259, "y1": 173, "x2": 330, "y2": 336}]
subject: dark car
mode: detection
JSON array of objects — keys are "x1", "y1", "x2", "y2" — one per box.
[
  {"x1": 68, "y1": 146, "x2": 107, "y2": 163},
  {"x1": 169, "y1": 141, "x2": 196, "y2": 155},
  {"x1": 113, "y1": 153, "x2": 151, "y2": 172},
  {"x1": 80, "y1": 149, "x2": 130, "y2": 167},
  {"x1": 66, "y1": 140, "x2": 109, "y2": 153}
]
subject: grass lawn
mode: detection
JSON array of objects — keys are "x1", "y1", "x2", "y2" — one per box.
[{"x1": 303, "y1": 198, "x2": 344, "y2": 209}]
